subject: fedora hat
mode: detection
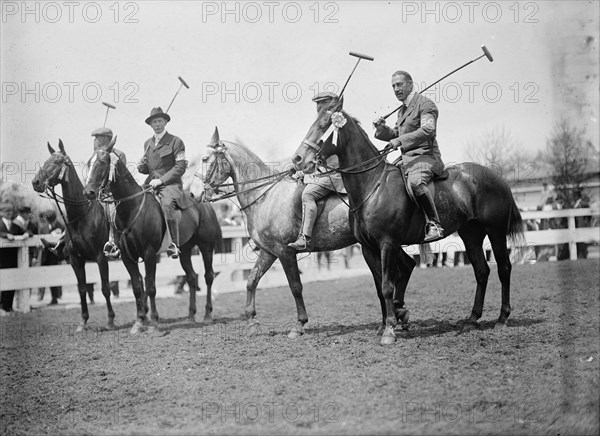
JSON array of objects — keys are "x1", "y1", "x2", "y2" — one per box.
[{"x1": 145, "y1": 107, "x2": 171, "y2": 125}]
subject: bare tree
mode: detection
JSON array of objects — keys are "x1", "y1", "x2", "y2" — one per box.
[
  {"x1": 545, "y1": 119, "x2": 593, "y2": 208},
  {"x1": 464, "y1": 125, "x2": 532, "y2": 182}
]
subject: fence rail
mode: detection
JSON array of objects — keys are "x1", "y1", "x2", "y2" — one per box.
[{"x1": 2, "y1": 208, "x2": 598, "y2": 299}]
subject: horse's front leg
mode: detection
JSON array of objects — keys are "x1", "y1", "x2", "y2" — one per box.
[
  {"x1": 143, "y1": 253, "x2": 159, "y2": 325},
  {"x1": 70, "y1": 256, "x2": 89, "y2": 332},
  {"x1": 360, "y1": 245, "x2": 385, "y2": 335},
  {"x1": 279, "y1": 252, "x2": 307, "y2": 338},
  {"x1": 200, "y1": 245, "x2": 218, "y2": 323},
  {"x1": 123, "y1": 260, "x2": 146, "y2": 334},
  {"x1": 392, "y1": 248, "x2": 416, "y2": 330},
  {"x1": 380, "y1": 243, "x2": 399, "y2": 345},
  {"x1": 98, "y1": 256, "x2": 115, "y2": 328}
]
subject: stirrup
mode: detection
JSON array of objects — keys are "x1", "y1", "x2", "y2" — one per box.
[
  {"x1": 166, "y1": 243, "x2": 180, "y2": 259},
  {"x1": 422, "y1": 222, "x2": 444, "y2": 243},
  {"x1": 103, "y1": 242, "x2": 120, "y2": 259},
  {"x1": 287, "y1": 234, "x2": 311, "y2": 251}
]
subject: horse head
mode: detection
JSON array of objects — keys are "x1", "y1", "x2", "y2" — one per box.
[
  {"x1": 292, "y1": 98, "x2": 344, "y2": 174},
  {"x1": 83, "y1": 136, "x2": 117, "y2": 201},
  {"x1": 195, "y1": 127, "x2": 233, "y2": 200},
  {"x1": 32, "y1": 139, "x2": 72, "y2": 192}
]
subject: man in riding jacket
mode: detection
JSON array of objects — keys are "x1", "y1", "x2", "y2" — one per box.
[
  {"x1": 373, "y1": 70, "x2": 445, "y2": 243},
  {"x1": 288, "y1": 92, "x2": 346, "y2": 251},
  {"x1": 138, "y1": 107, "x2": 192, "y2": 259}
]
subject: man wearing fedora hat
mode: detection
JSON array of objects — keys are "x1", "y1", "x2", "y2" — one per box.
[
  {"x1": 288, "y1": 92, "x2": 346, "y2": 251},
  {"x1": 138, "y1": 107, "x2": 193, "y2": 259}
]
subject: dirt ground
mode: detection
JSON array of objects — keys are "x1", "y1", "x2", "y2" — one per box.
[{"x1": 1, "y1": 259, "x2": 598, "y2": 435}]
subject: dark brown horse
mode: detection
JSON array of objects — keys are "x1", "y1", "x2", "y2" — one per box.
[
  {"x1": 83, "y1": 140, "x2": 222, "y2": 334},
  {"x1": 32, "y1": 140, "x2": 115, "y2": 331},
  {"x1": 193, "y1": 131, "x2": 358, "y2": 337},
  {"x1": 292, "y1": 100, "x2": 524, "y2": 345}
]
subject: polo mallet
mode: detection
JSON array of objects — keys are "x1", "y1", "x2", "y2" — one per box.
[
  {"x1": 338, "y1": 51, "x2": 375, "y2": 99},
  {"x1": 165, "y1": 76, "x2": 190, "y2": 113},
  {"x1": 381, "y1": 44, "x2": 494, "y2": 120},
  {"x1": 102, "y1": 102, "x2": 116, "y2": 127}
]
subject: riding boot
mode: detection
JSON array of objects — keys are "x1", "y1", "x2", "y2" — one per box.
[
  {"x1": 416, "y1": 189, "x2": 444, "y2": 243},
  {"x1": 166, "y1": 219, "x2": 181, "y2": 259},
  {"x1": 288, "y1": 202, "x2": 318, "y2": 251}
]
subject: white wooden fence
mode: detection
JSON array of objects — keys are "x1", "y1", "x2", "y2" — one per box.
[{"x1": 1, "y1": 208, "x2": 598, "y2": 304}]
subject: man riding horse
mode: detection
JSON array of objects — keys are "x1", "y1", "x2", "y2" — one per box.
[
  {"x1": 288, "y1": 92, "x2": 346, "y2": 251},
  {"x1": 138, "y1": 107, "x2": 193, "y2": 259},
  {"x1": 373, "y1": 70, "x2": 445, "y2": 243}
]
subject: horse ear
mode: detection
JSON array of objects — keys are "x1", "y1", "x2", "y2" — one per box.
[
  {"x1": 58, "y1": 139, "x2": 65, "y2": 154},
  {"x1": 107, "y1": 135, "x2": 117, "y2": 152},
  {"x1": 47, "y1": 142, "x2": 55, "y2": 154},
  {"x1": 209, "y1": 126, "x2": 220, "y2": 147}
]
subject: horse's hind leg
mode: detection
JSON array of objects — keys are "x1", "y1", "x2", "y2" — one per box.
[
  {"x1": 459, "y1": 225, "x2": 490, "y2": 327},
  {"x1": 488, "y1": 231, "x2": 512, "y2": 327},
  {"x1": 200, "y1": 245, "x2": 218, "y2": 323},
  {"x1": 393, "y1": 249, "x2": 416, "y2": 329},
  {"x1": 98, "y1": 258, "x2": 115, "y2": 328},
  {"x1": 178, "y1": 247, "x2": 197, "y2": 322},
  {"x1": 245, "y1": 249, "x2": 277, "y2": 322}
]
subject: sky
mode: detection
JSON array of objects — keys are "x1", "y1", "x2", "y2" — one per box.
[{"x1": 1, "y1": 0, "x2": 599, "y2": 188}]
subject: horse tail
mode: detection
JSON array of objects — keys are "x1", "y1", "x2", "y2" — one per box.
[
  {"x1": 213, "y1": 220, "x2": 224, "y2": 254},
  {"x1": 506, "y1": 196, "x2": 525, "y2": 246}
]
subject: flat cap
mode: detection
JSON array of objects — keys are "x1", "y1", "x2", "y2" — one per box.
[
  {"x1": 0, "y1": 202, "x2": 14, "y2": 212},
  {"x1": 91, "y1": 127, "x2": 113, "y2": 137},
  {"x1": 312, "y1": 91, "x2": 339, "y2": 103}
]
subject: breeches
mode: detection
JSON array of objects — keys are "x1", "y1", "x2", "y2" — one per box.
[
  {"x1": 158, "y1": 195, "x2": 181, "y2": 221},
  {"x1": 302, "y1": 184, "x2": 332, "y2": 204},
  {"x1": 405, "y1": 162, "x2": 436, "y2": 196}
]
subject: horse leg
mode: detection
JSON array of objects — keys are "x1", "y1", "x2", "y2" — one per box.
[
  {"x1": 71, "y1": 257, "x2": 89, "y2": 332},
  {"x1": 245, "y1": 250, "x2": 277, "y2": 323},
  {"x1": 279, "y1": 253, "x2": 308, "y2": 338},
  {"x1": 123, "y1": 260, "x2": 146, "y2": 334},
  {"x1": 459, "y1": 226, "x2": 490, "y2": 328},
  {"x1": 178, "y1": 247, "x2": 197, "y2": 322},
  {"x1": 200, "y1": 246, "x2": 218, "y2": 323},
  {"x1": 360, "y1": 245, "x2": 385, "y2": 335},
  {"x1": 98, "y1": 258, "x2": 115, "y2": 328},
  {"x1": 380, "y1": 243, "x2": 401, "y2": 345},
  {"x1": 143, "y1": 253, "x2": 159, "y2": 325},
  {"x1": 393, "y1": 249, "x2": 416, "y2": 329},
  {"x1": 488, "y1": 231, "x2": 512, "y2": 327}
]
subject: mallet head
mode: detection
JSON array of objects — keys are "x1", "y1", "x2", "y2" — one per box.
[
  {"x1": 102, "y1": 102, "x2": 116, "y2": 109},
  {"x1": 178, "y1": 76, "x2": 190, "y2": 89},
  {"x1": 349, "y1": 51, "x2": 375, "y2": 61},
  {"x1": 481, "y1": 45, "x2": 493, "y2": 62}
]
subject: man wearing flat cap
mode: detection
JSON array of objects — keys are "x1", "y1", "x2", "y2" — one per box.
[
  {"x1": 288, "y1": 92, "x2": 346, "y2": 251},
  {"x1": 43, "y1": 127, "x2": 126, "y2": 259},
  {"x1": 138, "y1": 107, "x2": 192, "y2": 258}
]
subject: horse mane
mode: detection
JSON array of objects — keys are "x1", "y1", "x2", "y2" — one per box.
[
  {"x1": 223, "y1": 141, "x2": 279, "y2": 177},
  {"x1": 341, "y1": 110, "x2": 382, "y2": 156}
]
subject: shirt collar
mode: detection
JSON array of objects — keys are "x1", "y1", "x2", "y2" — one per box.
[
  {"x1": 403, "y1": 89, "x2": 417, "y2": 108},
  {"x1": 154, "y1": 130, "x2": 167, "y2": 144}
]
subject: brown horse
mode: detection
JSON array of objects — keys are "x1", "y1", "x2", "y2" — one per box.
[
  {"x1": 194, "y1": 130, "x2": 358, "y2": 337},
  {"x1": 32, "y1": 140, "x2": 115, "y2": 331},
  {"x1": 292, "y1": 100, "x2": 524, "y2": 345},
  {"x1": 83, "y1": 140, "x2": 222, "y2": 334}
]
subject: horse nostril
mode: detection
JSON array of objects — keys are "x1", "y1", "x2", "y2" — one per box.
[{"x1": 292, "y1": 154, "x2": 303, "y2": 164}]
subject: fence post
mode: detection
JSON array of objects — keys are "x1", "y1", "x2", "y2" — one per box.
[{"x1": 568, "y1": 214, "x2": 577, "y2": 261}]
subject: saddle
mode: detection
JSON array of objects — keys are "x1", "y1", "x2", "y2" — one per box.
[
  {"x1": 389, "y1": 163, "x2": 450, "y2": 204},
  {"x1": 291, "y1": 184, "x2": 348, "y2": 220}
]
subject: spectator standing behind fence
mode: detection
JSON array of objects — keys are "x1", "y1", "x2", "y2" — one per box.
[
  {"x1": 36, "y1": 210, "x2": 65, "y2": 304},
  {"x1": 0, "y1": 202, "x2": 28, "y2": 314}
]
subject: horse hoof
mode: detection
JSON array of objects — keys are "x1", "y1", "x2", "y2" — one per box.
[
  {"x1": 203, "y1": 317, "x2": 214, "y2": 324},
  {"x1": 288, "y1": 328, "x2": 304, "y2": 339},
  {"x1": 106, "y1": 321, "x2": 115, "y2": 329},
  {"x1": 130, "y1": 321, "x2": 144, "y2": 335},
  {"x1": 462, "y1": 322, "x2": 478, "y2": 331},
  {"x1": 399, "y1": 309, "x2": 409, "y2": 325},
  {"x1": 188, "y1": 316, "x2": 196, "y2": 324},
  {"x1": 495, "y1": 321, "x2": 507, "y2": 330},
  {"x1": 76, "y1": 323, "x2": 85, "y2": 333},
  {"x1": 376, "y1": 324, "x2": 385, "y2": 336},
  {"x1": 380, "y1": 327, "x2": 396, "y2": 345},
  {"x1": 246, "y1": 322, "x2": 260, "y2": 337}
]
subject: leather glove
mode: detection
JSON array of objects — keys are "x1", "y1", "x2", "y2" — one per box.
[
  {"x1": 386, "y1": 138, "x2": 402, "y2": 151},
  {"x1": 372, "y1": 116, "x2": 386, "y2": 128}
]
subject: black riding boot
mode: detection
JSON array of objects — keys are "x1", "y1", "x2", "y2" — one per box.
[
  {"x1": 416, "y1": 190, "x2": 444, "y2": 243},
  {"x1": 288, "y1": 202, "x2": 318, "y2": 251},
  {"x1": 166, "y1": 218, "x2": 180, "y2": 259}
]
